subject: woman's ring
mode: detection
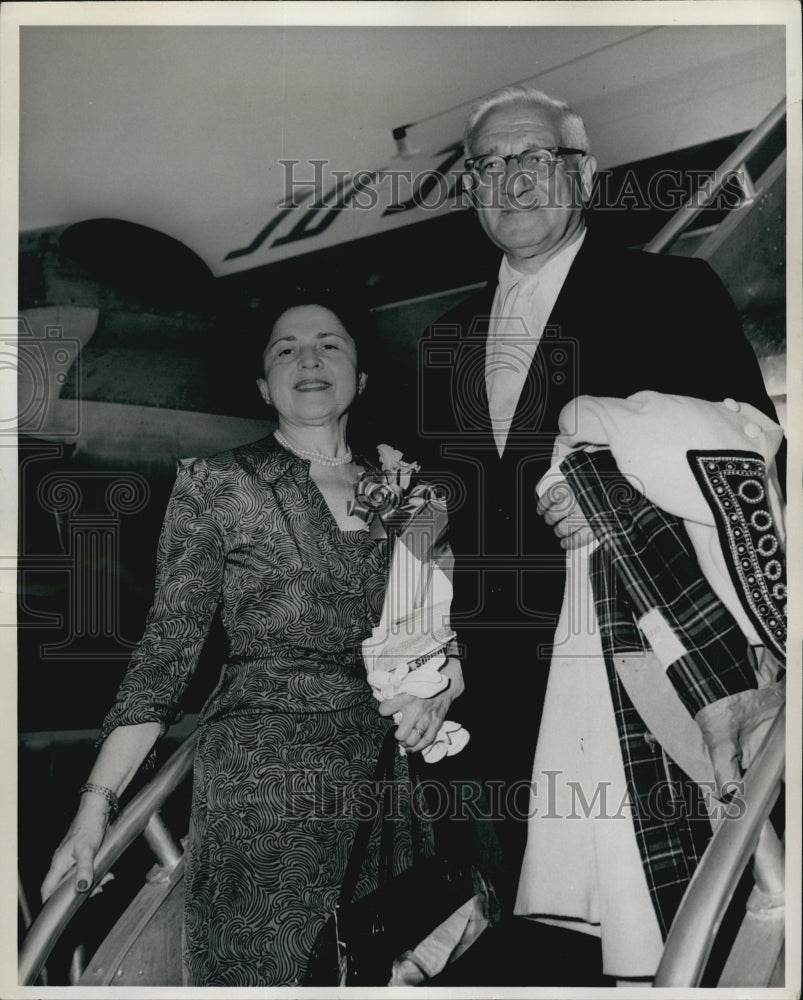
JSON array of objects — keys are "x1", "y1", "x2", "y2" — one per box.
[{"x1": 412, "y1": 726, "x2": 425, "y2": 739}]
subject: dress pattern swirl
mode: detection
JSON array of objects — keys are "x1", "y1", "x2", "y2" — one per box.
[{"x1": 100, "y1": 437, "x2": 417, "y2": 985}]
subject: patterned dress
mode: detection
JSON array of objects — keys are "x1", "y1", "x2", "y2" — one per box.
[{"x1": 100, "y1": 437, "x2": 416, "y2": 986}]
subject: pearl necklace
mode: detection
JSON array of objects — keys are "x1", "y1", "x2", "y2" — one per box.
[{"x1": 274, "y1": 430, "x2": 353, "y2": 467}]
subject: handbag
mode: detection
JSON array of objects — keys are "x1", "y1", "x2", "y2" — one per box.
[{"x1": 303, "y1": 729, "x2": 496, "y2": 986}]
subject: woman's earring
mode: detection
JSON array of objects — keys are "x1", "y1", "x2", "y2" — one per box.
[
  {"x1": 257, "y1": 379, "x2": 272, "y2": 406},
  {"x1": 357, "y1": 374, "x2": 367, "y2": 395}
]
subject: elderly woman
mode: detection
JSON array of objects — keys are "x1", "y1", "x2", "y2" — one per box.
[{"x1": 41, "y1": 290, "x2": 465, "y2": 986}]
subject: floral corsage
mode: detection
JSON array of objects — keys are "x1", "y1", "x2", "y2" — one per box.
[
  {"x1": 352, "y1": 445, "x2": 469, "y2": 763},
  {"x1": 348, "y1": 444, "x2": 426, "y2": 538}
]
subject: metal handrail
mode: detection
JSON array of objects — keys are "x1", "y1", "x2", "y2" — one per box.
[
  {"x1": 18, "y1": 729, "x2": 200, "y2": 986},
  {"x1": 645, "y1": 99, "x2": 786, "y2": 254},
  {"x1": 653, "y1": 705, "x2": 786, "y2": 987}
]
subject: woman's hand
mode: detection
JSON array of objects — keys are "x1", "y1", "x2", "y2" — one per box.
[
  {"x1": 40, "y1": 722, "x2": 160, "y2": 903},
  {"x1": 40, "y1": 797, "x2": 109, "y2": 903},
  {"x1": 378, "y1": 657, "x2": 465, "y2": 754}
]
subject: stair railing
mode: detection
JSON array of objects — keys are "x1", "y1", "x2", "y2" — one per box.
[
  {"x1": 653, "y1": 705, "x2": 786, "y2": 986},
  {"x1": 649, "y1": 95, "x2": 787, "y2": 986},
  {"x1": 645, "y1": 98, "x2": 785, "y2": 254},
  {"x1": 18, "y1": 729, "x2": 199, "y2": 987}
]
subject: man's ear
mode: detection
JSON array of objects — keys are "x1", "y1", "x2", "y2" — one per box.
[
  {"x1": 357, "y1": 372, "x2": 368, "y2": 395},
  {"x1": 578, "y1": 154, "x2": 597, "y2": 204},
  {"x1": 256, "y1": 378, "x2": 271, "y2": 406}
]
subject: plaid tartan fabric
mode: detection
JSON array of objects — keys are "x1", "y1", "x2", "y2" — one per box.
[
  {"x1": 560, "y1": 448, "x2": 756, "y2": 935},
  {"x1": 561, "y1": 449, "x2": 756, "y2": 716},
  {"x1": 588, "y1": 540, "x2": 713, "y2": 937}
]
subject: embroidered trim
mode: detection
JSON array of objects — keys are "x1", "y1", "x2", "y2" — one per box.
[{"x1": 688, "y1": 451, "x2": 786, "y2": 663}]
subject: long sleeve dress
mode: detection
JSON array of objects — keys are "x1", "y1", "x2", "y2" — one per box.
[{"x1": 99, "y1": 436, "x2": 416, "y2": 986}]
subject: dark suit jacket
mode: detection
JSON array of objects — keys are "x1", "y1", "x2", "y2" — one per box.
[{"x1": 415, "y1": 230, "x2": 777, "y2": 830}]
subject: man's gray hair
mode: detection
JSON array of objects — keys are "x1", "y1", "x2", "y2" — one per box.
[{"x1": 463, "y1": 85, "x2": 590, "y2": 155}]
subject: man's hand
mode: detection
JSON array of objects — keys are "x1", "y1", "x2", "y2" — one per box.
[
  {"x1": 536, "y1": 478, "x2": 596, "y2": 549},
  {"x1": 695, "y1": 682, "x2": 785, "y2": 799}
]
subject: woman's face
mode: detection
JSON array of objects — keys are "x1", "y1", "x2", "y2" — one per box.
[{"x1": 257, "y1": 305, "x2": 364, "y2": 428}]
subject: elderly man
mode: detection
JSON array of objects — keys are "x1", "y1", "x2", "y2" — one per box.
[{"x1": 415, "y1": 85, "x2": 783, "y2": 983}]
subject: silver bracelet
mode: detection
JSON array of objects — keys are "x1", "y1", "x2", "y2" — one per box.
[{"x1": 78, "y1": 782, "x2": 119, "y2": 819}]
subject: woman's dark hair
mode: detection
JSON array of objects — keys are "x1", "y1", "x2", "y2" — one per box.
[{"x1": 249, "y1": 286, "x2": 377, "y2": 380}]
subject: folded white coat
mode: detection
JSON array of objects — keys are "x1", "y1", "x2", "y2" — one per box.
[{"x1": 363, "y1": 531, "x2": 470, "y2": 763}]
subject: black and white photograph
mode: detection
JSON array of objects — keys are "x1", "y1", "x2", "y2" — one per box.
[{"x1": 2, "y1": 1, "x2": 800, "y2": 994}]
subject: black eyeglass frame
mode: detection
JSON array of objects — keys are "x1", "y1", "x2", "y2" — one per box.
[{"x1": 463, "y1": 146, "x2": 587, "y2": 185}]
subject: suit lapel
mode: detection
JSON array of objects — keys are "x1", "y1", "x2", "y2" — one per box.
[
  {"x1": 445, "y1": 235, "x2": 607, "y2": 452},
  {"x1": 505, "y1": 235, "x2": 602, "y2": 446},
  {"x1": 450, "y1": 283, "x2": 495, "y2": 437}
]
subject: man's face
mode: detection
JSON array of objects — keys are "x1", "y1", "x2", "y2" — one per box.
[{"x1": 467, "y1": 101, "x2": 596, "y2": 267}]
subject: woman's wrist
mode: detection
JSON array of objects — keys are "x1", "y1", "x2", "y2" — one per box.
[{"x1": 78, "y1": 782, "x2": 119, "y2": 821}]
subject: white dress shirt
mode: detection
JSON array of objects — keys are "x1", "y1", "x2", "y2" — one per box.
[{"x1": 485, "y1": 229, "x2": 586, "y2": 455}]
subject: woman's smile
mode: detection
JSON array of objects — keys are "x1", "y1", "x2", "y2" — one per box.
[
  {"x1": 258, "y1": 304, "x2": 362, "y2": 426},
  {"x1": 294, "y1": 377, "x2": 333, "y2": 391}
]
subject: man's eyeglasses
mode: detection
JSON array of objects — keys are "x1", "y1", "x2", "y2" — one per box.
[{"x1": 463, "y1": 146, "x2": 586, "y2": 188}]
